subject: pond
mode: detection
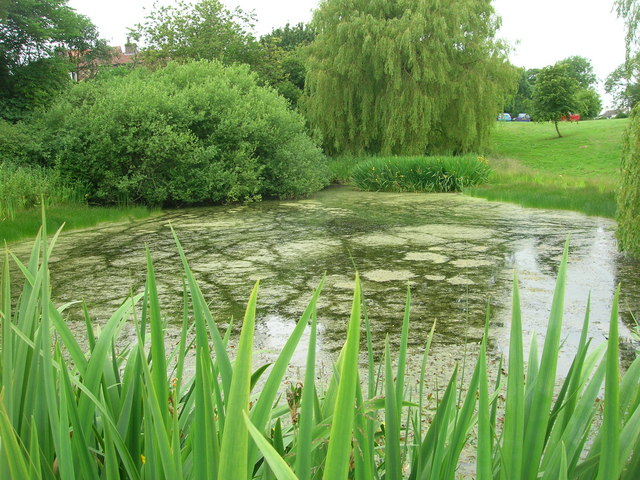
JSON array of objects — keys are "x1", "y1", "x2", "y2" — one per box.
[{"x1": 8, "y1": 186, "x2": 640, "y2": 379}]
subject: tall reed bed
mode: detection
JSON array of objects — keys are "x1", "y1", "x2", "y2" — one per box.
[
  {"x1": 1, "y1": 213, "x2": 638, "y2": 479},
  {"x1": 349, "y1": 155, "x2": 491, "y2": 192},
  {"x1": 0, "y1": 163, "x2": 84, "y2": 221}
]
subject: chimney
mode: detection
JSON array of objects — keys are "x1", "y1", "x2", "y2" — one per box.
[{"x1": 124, "y1": 37, "x2": 137, "y2": 55}]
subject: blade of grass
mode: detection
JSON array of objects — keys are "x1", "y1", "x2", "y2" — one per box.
[
  {"x1": 218, "y1": 281, "x2": 259, "y2": 480},
  {"x1": 295, "y1": 309, "x2": 318, "y2": 480},
  {"x1": 522, "y1": 241, "x2": 569, "y2": 480},
  {"x1": 596, "y1": 285, "x2": 621, "y2": 480},
  {"x1": 384, "y1": 335, "x2": 402, "y2": 480},
  {"x1": 322, "y1": 274, "x2": 362, "y2": 480},
  {"x1": 244, "y1": 412, "x2": 298, "y2": 480},
  {"x1": 477, "y1": 307, "x2": 492, "y2": 480},
  {"x1": 502, "y1": 273, "x2": 524, "y2": 479}
]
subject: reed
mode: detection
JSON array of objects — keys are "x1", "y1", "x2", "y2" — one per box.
[
  {"x1": 349, "y1": 155, "x2": 491, "y2": 192},
  {"x1": 0, "y1": 213, "x2": 638, "y2": 479}
]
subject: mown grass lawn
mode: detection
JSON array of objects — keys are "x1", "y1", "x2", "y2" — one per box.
[
  {"x1": 466, "y1": 119, "x2": 629, "y2": 218},
  {"x1": 489, "y1": 119, "x2": 627, "y2": 178}
]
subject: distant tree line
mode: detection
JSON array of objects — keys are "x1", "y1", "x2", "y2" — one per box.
[{"x1": 503, "y1": 56, "x2": 602, "y2": 125}]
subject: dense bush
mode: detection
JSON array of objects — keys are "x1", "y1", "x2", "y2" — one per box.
[
  {"x1": 38, "y1": 61, "x2": 329, "y2": 206},
  {"x1": 617, "y1": 104, "x2": 640, "y2": 256},
  {"x1": 0, "y1": 119, "x2": 43, "y2": 165},
  {"x1": 350, "y1": 155, "x2": 491, "y2": 192}
]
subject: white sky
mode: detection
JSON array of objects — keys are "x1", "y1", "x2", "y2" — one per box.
[{"x1": 68, "y1": 0, "x2": 627, "y2": 108}]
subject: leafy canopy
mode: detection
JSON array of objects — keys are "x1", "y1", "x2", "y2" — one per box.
[
  {"x1": 606, "y1": 53, "x2": 640, "y2": 111},
  {"x1": 532, "y1": 64, "x2": 579, "y2": 137},
  {"x1": 302, "y1": 0, "x2": 517, "y2": 155},
  {"x1": 129, "y1": 0, "x2": 259, "y2": 68},
  {"x1": 0, "y1": 0, "x2": 105, "y2": 120},
  {"x1": 38, "y1": 61, "x2": 329, "y2": 206}
]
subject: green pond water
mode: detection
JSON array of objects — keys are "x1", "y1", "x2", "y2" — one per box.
[{"x1": 8, "y1": 185, "x2": 640, "y2": 377}]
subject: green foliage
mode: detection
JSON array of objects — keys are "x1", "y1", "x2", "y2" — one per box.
[
  {"x1": 350, "y1": 155, "x2": 491, "y2": 192},
  {"x1": 0, "y1": 119, "x2": 43, "y2": 165},
  {"x1": 556, "y1": 55, "x2": 598, "y2": 89},
  {"x1": 38, "y1": 60, "x2": 329, "y2": 206},
  {"x1": 504, "y1": 68, "x2": 533, "y2": 117},
  {"x1": 0, "y1": 162, "x2": 83, "y2": 221},
  {"x1": 606, "y1": 54, "x2": 640, "y2": 111},
  {"x1": 257, "y1": 23, "x2": 315, "y2": 105},
  {"x1": 0, "y1": 0, "x2": 105, "y2": 120},
  {"x1": 2, "y1": 223, "x2": 639, "y2": 479},
  {"x1": 302, "y1": 0, "x2": 517, "y2": 155},
  {"x1": 575, "y1": 88, "x2": 602, "y2": 119},
  {"x1": 129, "y1": 0, "x2": 259, "y2": 68},
  {"x1": 617, "y1": 105, "x2": 640, "y2": 256},
  {"x1": 532, "y1": 64, "x2": 580, "y2": 137}
]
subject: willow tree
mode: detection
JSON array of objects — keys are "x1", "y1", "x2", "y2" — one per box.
[
  {"x1": 616, "y1": 0, "x2": 640, "y2": 257},
  {"x1": 301, "y1": 0, "x2": 516, "y2": 155}
]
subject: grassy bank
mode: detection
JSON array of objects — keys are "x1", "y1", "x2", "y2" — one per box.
[
  {"x1": 464, "y1": 120, "x2": 627, "y2": 218},
  {"x1": 1, "y1": 220, "x2": 638, "y2": 479},
  {"x1": 329, "y1": 120, "x2": 626, "y2": 218},
  {"x1": 466, "y1": 157, "x2": 618, "y2": 218},
  {"x1": 0, "y1": 205, "x2": 154, "y2": 244},
  {"x1": 0, "y1": 163, "x2": 155, "y2": 243}
]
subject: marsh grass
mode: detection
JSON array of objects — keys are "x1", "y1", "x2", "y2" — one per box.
[
  {"x1": 0, "y1": 205, "x2": 154, "y2": 244},
  {"x1": 0, "y1": 163, "x2": 84, "y2": 221},
  {"x1": 1, "y1": 214, "x2": 639, "y2": 479},
  {"x1": 349, "y1": 155, "x2": 491, "y2": 192}
]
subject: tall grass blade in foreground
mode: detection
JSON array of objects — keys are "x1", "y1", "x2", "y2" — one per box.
[{"x1": 1, "y1": 217, "x2": 638, "y2": 479}]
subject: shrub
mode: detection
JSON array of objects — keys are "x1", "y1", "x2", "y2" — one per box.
[
  {"x1": 0, "y1": 119, "x2": 43, "y2": 165},
  {"x1": 350, "y1": 155, "x2": 491, "y2": 192},
  {"x1": 38, "y1": 61, "x2": 329, "y2": 206},
  {"x1": 617, "y1": 104, "x2": 640, "y2": 257}
]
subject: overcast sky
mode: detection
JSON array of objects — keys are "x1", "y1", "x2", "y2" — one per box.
[{"x1": 68, "y1": 0, "x2": 627, "y2": 108}]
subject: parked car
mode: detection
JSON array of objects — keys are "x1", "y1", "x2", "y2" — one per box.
[
  {"x1": 497, "y1": 113, "x2": 512, "y2": 121},
  {"x1": 560, "y1": 113, "x2": 580, "y2": 122},
  {"x1": 514, "y1": 113, "x2": 531, "y2": 122}
]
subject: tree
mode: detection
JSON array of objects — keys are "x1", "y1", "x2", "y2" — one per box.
[
  {"x1": 129, "y1": 0, "x2": 260, "y2": 68},
  {"x1": 504, "y1": 68, "x2": 533, "y2": 116},
  {"x1": 574, "y1": 88, "x2": 602, "y2": 119},
  {"x1": 556, "y1": 55, "x2": 597, "y2": 89},
  {"x1": 532, "y1": 64, "x2": 579, "y2": 137},
  {"x1": 257, "y1": 23, "x2": 315, "y2": 105},
  {"x1": 605, "y1": 55, "x2": 640, "y2": 111},
  {"x1": 301, "y1": 0, "x2": 517, "y2": 155},
  {"x1": 0, "y1": 0, "x2": 105, "y2": 120},
  {"x1": 616, "y1": 0, "x2": 640, "y2": 257}
]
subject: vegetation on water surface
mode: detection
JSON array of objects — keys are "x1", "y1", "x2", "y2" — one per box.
[
  {"x1": 35, "y1": 60, "x2": 329, "y2": 206},
  {"x1": 1, "y1": 216, "x2": 638, "y2": 479},
  {"x1": 349, "y1": 155, "x2": 491, "y2": 193},
  {"x1": 302, "y1": 0, "x2": 516, "y2": 155}
]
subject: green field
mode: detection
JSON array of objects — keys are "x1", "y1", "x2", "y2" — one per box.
[
  {"x1": 466, "y1": 119, "x2": 628, "y2": 218},
  {"x1": 489, "y1": 119, "x2": 626, "y2": 177}
]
